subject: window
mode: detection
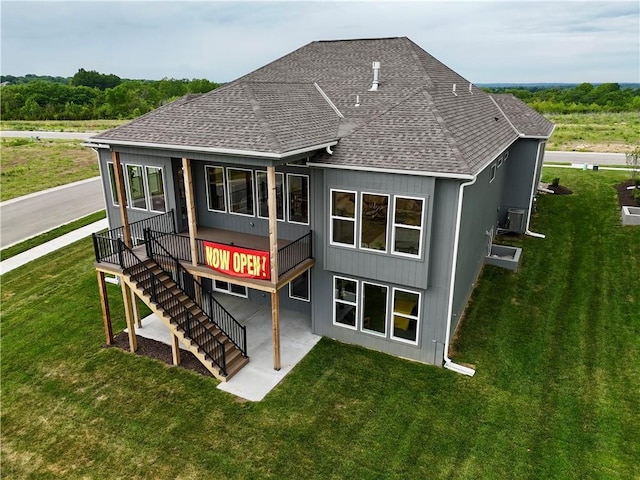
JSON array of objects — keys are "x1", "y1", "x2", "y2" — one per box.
[
  {"x1": 206, "y1": 166, "x2": 226, "y2": 212},
  {"x1": 227, "y1": 168, "x2": 254, "y2": 216},
  {"x1": 289, "y1": 270, "x2": 310, "y2": 302},
  {"x1": 361, "y1": 282, "x2": 387, "y2": 336},
  {"x1": 391, "y1": 288, "x2": 420, "y2": 344},
  {"x1": 331, "y1": 190, "x2": 357, "y2": 247},
  {"x1": 213, "y1": 280, "x2": 248, "y2": 298},
  {"x1": 497, "y1": 155, "x2": 503, "y2": 168},
  {"x1": 392, "y1": 196, "x2": 424, "y2": 257},
  {"x1": 360, "y1": 193, "x2": 389, "y2": 252},
  {"x1": 490, "y1": 163, "x2": 497, "y2": 182},
  {"x1": 146, "y1": 166, "x2": 166, "y2": 212},
  {"x1": 107, "y1": 162, "x2": 119, "y2": 206},
  {"x1": 256, "y1": 171, "x2": 284, "y2": 220},
  {"x1": 287, "y1": 174, "x2": 309, "y2": 224},
  {"x1": 126, "y1": 164, "x2": 147, "y2": 210},
  {"x1": 333, "y1": 276, "x2": 358, "y2": 329}
]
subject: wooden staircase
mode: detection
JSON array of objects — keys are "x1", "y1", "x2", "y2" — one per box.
[{"x1": 122, "y1": 258, "x2": 249, "y2": 381}]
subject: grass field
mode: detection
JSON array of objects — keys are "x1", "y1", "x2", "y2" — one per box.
[
  {"x1": 1, "y1": 168, "x2": 638, "y2": 479},
  {"x1": 547, "y1": 112, "x2": 640, "y2": 153},
  {"x1": 1, "y1": 119, "x2": 126, "y2": 133},
  {"x1": 0, "y1": 138, "x2": 98, "y2": 201}
]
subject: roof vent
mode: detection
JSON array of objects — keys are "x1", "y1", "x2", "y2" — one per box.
[
  {"x1": 369, "y1": 61, "x2": 380, "y2": 91},
  {"x1": 452, "y1": 83, "x2": 457, "y2": 96},
  {"x1": 469, "y1": 82, "x2": 473, "y2": 94}
]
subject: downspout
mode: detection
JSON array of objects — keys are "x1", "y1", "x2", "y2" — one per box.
[
  {"x1": 525, "y1": 141, "x2": 546, "y2": 239},
  {"x1": 443, "y1": 176, "x2": 477, "y2": 377}
]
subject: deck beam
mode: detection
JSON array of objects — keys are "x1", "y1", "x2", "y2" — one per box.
[{"x1": 96, "y1": 271, "x2": 113, "y2": 345}]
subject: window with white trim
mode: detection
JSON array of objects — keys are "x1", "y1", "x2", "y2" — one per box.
[
  {"x1": 146, "y1": 166, "x2": 166, "y2": 212},
  {"x1": 392, "y1": 196, "x2": 424, "y2": 257},
  {"x1": 289, "y1": 270, "x2": 310, "y2": 302},
  {"x1": 205, "y1": 166, "x2": 226, "y2": 212},
  {"x1": 361, "y1": 282, "x2": 387, "y2": 336},
  {"x1": 360, "y1": 193, "x2": 389, "y2": 252},
  {"x1": 256, "y1": 171, "x2": 284, "y2": 220},
  {"x1": 227, "y1": 168, "x2": 254, "y2": 216},
  {"x1": 391, "y1": 288, "x2": 420, "y2": 345},
  {"x1": 126, "y1": 164, "x2": 147, "y2": 210},
  {"x1": 333, "y1": 276, "x2": 358, "y2": 329},
  {"x1": 331, "y1": 189, "x2": 357, "y2": 247},
  {"x1": 287, "y1": 174, "x2": 309, "y2": 224},
  {"x1": 213, "y1": 280, "x2": 248, "y2": 298},
  {"x1": 107, "y1": 162, "x2": 119, "y2": 206}
]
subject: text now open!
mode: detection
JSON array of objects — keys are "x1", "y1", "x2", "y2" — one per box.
[{"x1": 203, "y1": 241, "x2": 271, "y2": 280}]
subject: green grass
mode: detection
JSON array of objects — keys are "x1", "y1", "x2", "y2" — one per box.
[
  {"x1": 0, "y1": 210, "x2": 106, "y2": 261},
  {"x1": 0, "y1": 138, "x2": 98, "y2": 201},
  {"x1": 547, "y1": 112, "x2": 640, "y2": 153},
  {"x1": 2, "y1": 169, "x2": 639, "y2": 479},
  {"x1": 1, "y1": 119, "x2": 126, "y2": 132}
]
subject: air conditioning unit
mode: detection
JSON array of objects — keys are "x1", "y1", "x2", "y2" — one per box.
[{"x1": 506, "y1": 208, "x2": 525, "y2": 233}]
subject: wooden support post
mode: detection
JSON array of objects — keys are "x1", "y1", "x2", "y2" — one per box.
[
  {"x1": 121, "y1": 282, "x2": 137, "y2": 352},
  {"x1": 271, "y1": 291, "x2": 281, "y2": 371},
  {"x1": 133, "y1": 296, "x2": 142, "y2": 329},
  {"x1": 267, "y1": 166, "x2": 281, "y2": 370},
  {"x1": 182, "y1": 158, "x2": 199, "y2": 266},
  {"x1": 171, "y1": 334, "x2": 181, "y2": 366},
  {"x1": 96, "y1": 271, "x2": 113, "y2": 345},
  {"x1": 112, "y1": 151, "x2": 132, "y2": 248}
]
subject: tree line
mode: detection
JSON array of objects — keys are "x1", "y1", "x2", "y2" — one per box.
[
  {"x1": 1, "y1": 68, "x2": 638, "y2": 120},
  {"x1": 1, "y1": 69, "x2": 220, "y2": 120}
]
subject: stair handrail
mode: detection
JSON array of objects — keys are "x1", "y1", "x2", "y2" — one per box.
[
  {"x1": 144, "y1": 228, "x2": 248, "y2": 358},
  {"x1": 116, "y1": 238, "x2": 228, "y2": 375}
]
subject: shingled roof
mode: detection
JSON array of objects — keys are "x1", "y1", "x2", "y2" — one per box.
[{"x1": 92, "y1": 37, "x2": 553, "y2": 175}]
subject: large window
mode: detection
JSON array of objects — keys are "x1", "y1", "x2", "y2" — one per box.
[
  {"x1": 331, "y1": 190, "x2": 356, "y2": 247},
  {"x1": 391, "y1": 288, "x2": 420, "y2": 345},
  {"x1": 333, "y1": 277, "x2": 358, "y2": 329},
  {"x1": 206, "y1": 166, "x2": 226, "y2": 212},
  {"x1": 289, "y1": 270, "x2": 310, "y2": 302},
  {"x1": 287, "y1": 174, "x2": 309, "y2": 224},
  {"x1": 126, "y1": 164, "x2": 147, "y2": 210},
  {"x1": 361, "y1": 282, "x2": 388, "y2": 336},
  {"x1": 213, "y1": 280, "x2": 248, "y2": 298},
  {"x1": 146, "y1": 166, "x2": 166, "y2": 212},
  {"x1": 107, "y1": 162, "x2": 119, "y2": 206},
  {"x1": 256, "y1": 171, "x2": 284, "y2": 220},
  {"x1": 392, "y1": 196, "x2": 424, "y2": 257},
  {"x1": 360, "y1": 193, "x2": 389, "y2": 252},
  {"x1": 227, "y1": 168, "x2": 254, "y2": 216}
]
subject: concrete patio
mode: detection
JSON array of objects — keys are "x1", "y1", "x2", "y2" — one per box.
[{"x1": 127, "y1": 294, "x2": 321, "y2": 401}]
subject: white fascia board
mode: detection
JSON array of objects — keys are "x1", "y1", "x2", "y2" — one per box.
[
  {"x1": 306, "y1": 161, "x2": 475, "y2": 180},
  {"x1": 87, "y1": 138, "x2": 338, "y2": 160}
]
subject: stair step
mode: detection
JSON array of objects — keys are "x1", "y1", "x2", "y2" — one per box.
[{"x1": 225, "y1": 355, "x2": 250, "y2": 379}]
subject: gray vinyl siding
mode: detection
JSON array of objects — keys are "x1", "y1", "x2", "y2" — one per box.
[{"x1": 499, "y1": 138, "x2": 541, "y2": 226}]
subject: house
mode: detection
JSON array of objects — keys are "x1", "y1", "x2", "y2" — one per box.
[{"x1": 87, "y1": 37, "x2": 554, "y2": 381}]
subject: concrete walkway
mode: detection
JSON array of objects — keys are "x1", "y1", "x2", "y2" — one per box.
[{"x1": 0, "y1": 219, "x2": 108, "y2": 275}]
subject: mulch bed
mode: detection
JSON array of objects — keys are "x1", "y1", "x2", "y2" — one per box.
[
  {"x1": 108, "y1": 332, "x2": 213, "y2": 377},
  {"x1": 615, "y1": 180, "x2": 640, "y2": 207},
  {"x1": 547, "y1": 184, "x2": 573, "y2": 195}
]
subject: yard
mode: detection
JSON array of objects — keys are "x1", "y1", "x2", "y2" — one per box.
[{"x1": 1, "y1": 168, "x2": 639, "y2": 479}]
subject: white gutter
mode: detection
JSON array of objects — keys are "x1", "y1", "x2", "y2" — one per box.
[
  {"x1": 443, "y1": 176, "x2": 477, "y2": 377},
  {"x1": 86, "y1": 138, "x2": 338, "y2": 160},
  {"x1": 306, "y1": 161, "x2": 474, "y2": 180},
  {"x1": 525, "y1": 141, "x2": 547, "y2": 239}
]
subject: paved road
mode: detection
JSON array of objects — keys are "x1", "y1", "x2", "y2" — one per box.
[
  {"x1": 544, "y1": 150, "x2": 626, "y2": 166},
  {"x1": 0, "y1": 178, "x2": 105, "y2": 248},
  {"x1": 1, "y1": 130, "x2": 96, "y2": 140}
]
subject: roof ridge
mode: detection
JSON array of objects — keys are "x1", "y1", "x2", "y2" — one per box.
[
  {"x1": 419, "y1": 88, "x2": 470, "y2": 173},
  {"x1": 242, "y1": 83, "x2": 283, "y2": 153},
  {"x1": 403, "y1": 38, "x2": 435, "y2": 89},
  {"x1": 489, "y1": 94, "x2": 522, "y2": 136}
]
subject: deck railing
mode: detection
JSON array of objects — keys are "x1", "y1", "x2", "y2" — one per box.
[
  {"x1": 278, "y1": 231, "x2": 312, "y2": 276},
  {"x1": 92, "y1": 210, "x2": 175, "y2": 263}
]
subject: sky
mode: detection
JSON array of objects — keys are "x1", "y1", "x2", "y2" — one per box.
[{"x1": 1, "y1": 0, "x2": 639, "y2": 84}]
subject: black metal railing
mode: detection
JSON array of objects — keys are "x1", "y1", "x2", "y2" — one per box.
[
  {"x1": 145, "y1": 229, "x2": 313, "y2": 278},
  {"x1": 278, "y1": 231, "x2": 313, "y2": 276},
  {"x1": 92, "y1": 210, "x2": 175, "y2": 263},
  {"x1": 115, "y1": 238, "x2": 228, "y2": 375},
  {"x1": 145, "y1": 229, "x2": 247, "y2": 358}
]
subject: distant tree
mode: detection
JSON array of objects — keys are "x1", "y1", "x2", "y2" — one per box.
[{"x1": 71, "y1": 68, "x2": 121, "y2": 90}]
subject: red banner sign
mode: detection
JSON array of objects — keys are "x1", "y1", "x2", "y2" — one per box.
[{"x1": 203, "y1": 241, "x2": 270, "y2": 280}]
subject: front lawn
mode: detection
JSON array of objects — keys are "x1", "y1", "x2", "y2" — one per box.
[{"x1": 1, "y1": 169, "x2": 638, "y2": 479}]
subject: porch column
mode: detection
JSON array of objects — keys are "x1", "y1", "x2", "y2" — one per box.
[
  {"x1": 112, "y1": 151, "x2": 131, "y2": 248},
  {"x1": 171, "y1": 334, "x2": 181, "y2": 366},
  {"x1": 267, "y1": 166, "x2": 281, "y2": 370},
  {"x1": 96, "y1": 271, "x2": 113, "y2": 345},
  {"x1": 181, "y1": 158, "x2": 199, "y2": 266},
  {"x1": 121, "y1": 281, "x2": 137, "y2": 352}
]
